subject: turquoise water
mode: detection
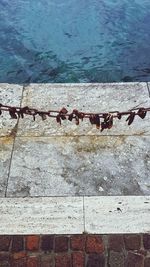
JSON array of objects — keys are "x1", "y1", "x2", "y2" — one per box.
[{"x1": 0, "y1": 0, "x2": 150, "y2": 83}]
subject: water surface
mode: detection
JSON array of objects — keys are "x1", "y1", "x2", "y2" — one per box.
[{"x1": 0, "y1": 0, "x2": 150, "y2": 83}]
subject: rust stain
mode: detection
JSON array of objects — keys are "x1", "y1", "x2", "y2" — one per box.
[
  {"x1": 0, "y1": 124, "x2": 17, "y2": 145},
  {"x1": 74, "y1": 135, "x2": 128, "y2": 153},
  {"x1": 134, "y1": 131, "x2": 149, "y2": 136},
  {"x1": 0, "y1": 135, "x2": 14, "y2": 146}
]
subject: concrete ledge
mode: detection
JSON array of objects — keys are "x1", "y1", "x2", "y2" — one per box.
[
  {"x1": 84, "y1": 196, "x2": 150, "y2": 234},
  {"x1": 0, "y1": 197, "x2": 84, "y2": 235},
  {"x1": 0, "y1": 82, "x2": 150, "y2": 137},
  {"x1": 13, "y1": 82, "x2": 150, "y2": 136},
  {"x1": 0, "y1": 83, "x2": 150, "y2": 234},
  {"x1": 0, "y1": 82, "x2": 150, "y2": 197},
  {"x1": 0, "y1": 196, "x2": 150, "y2": 234}
]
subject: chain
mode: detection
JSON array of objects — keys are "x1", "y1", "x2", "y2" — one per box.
[{"x1": 0, "y1": 103, "x2": 149, "y2": 132}]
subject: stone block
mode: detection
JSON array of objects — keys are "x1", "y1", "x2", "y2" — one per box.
[
  {"x1": 55, "y1": 236, "x2": 69, "y2": 253},
  {"x1": 7, "y1": 136, "x2": 150, "y2": 196},
  {"x1": 124, "y1": 235, "x2": 141, "y2": 250},
  {"x1": 11, "y1": 236, "x2": 24, "y2": 252},
  {"x1": 125, "y1": 252, "x2": 144, "y2": 267},
  {"x1": 72, "y1": 252, "x2": 85, "y2": 267},
  {"x1": 55, "y1": 254, "x2": 71, "y2": 267},
  {"x1": 108, "y1": 251, "x2": 125, "y2": 267},
  {"x1": 0, "y1": 236, "x2": 11, "y2": 251},
  {"x1": 108, "y1": 235, "x2": 124, "y2": 252},
  {"x1": 26, "y1": 235, "x2": 40, "y2": 251},
  {"x1": 86, "y1": 235, "x2": 104, "y2": 253},
  {"x1": 70, "y1": 235, "x2": 85, "y2": 251},
  {"x1": 86, "y1": 254, "x2": 105, "y2": 267}
]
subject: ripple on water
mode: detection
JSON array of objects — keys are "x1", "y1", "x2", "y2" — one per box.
[{"x1": 0, "y1": 0, "x2": 150, "y2": 83}]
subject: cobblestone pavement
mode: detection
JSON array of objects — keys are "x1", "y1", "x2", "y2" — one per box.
[{"x1": 0, "y1": 234, "x2": 150, "y2": 267}]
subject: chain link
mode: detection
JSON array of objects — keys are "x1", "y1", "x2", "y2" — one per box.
[{"x1": 0, "y1": 103, "x2": 149, "y2": 132}]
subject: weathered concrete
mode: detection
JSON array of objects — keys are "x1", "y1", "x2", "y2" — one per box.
[
  {"x1": 0, "y1": 83, "x2": 150, "y2": 197},
  {"x1": 0, "y1": 137, "x2": 14, "y2": 197},
  {"x1": 0, "y1": 84, "x2": 23, "y2": 196},
  {"x1": 17, "y1": 83, "x2": 150, "y2": 136},
  {"x1": 7, "y1": 136, "x2": 150, "y2": 196},
  {"x1": 0, "y1": 83, "x2": 23, "y2": 137},
  {"x1": 0, "y1": 196, "x2": 150, "y2": 234},
  {"x1": 84, "y1": 196, "x2": 150, "y2": 234},
  {"x1": 0, "y1": 83, "x2": 150, "y2": 234}
]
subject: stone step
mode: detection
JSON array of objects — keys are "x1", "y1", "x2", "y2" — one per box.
[{"x1": 0, "y1": 196, "x2": 149, "y2": 234}]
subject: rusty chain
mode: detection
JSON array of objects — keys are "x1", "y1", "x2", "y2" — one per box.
[{"x1": 0, "y1": 103, "x2": 149, "y2": 132}]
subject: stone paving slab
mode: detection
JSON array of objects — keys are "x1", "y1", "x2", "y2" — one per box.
[
  {"x1": 0, "y1": 197, "x2": 84, "y2": 234},
  {"x1": 6, "y1": 136, "x2": 150, "y2": 197},
  {"x1": 0, "y1": 84, "x2": 23, "y2": 197},
  {"x1": 0, "y1": 83, "x2": 150, "y2": 197},
  {"x1": 0, "y1": 196, "x2": 149, "y2": 234},
  {"x1": 0, "y1": 137, "x2": 14, "y2": 197},
  {"x1": 0, "y1": 83, "x2": 23, "y2": 137},
  {"x1": 17, "y1": 82, "x2": 150, "y2": 136},
  {"x1": 84, "y1": 196, "x2": 150, "y2": 234}
]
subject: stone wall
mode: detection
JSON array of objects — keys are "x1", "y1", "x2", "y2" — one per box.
[{"x1": 0, "y1": 234, "x2": 150, "y2": 267}]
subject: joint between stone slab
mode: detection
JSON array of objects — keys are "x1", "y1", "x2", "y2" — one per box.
[
  {"x1": 83, "y1": 196, "x2": 86, "y2": 234},
  {"x1": 21, "y1": 84, "x2": 26, "y2": 107},
  {"x1": 4, "y1": 85, "x2": 24, "y2": 197},
  {"x1": 11, "y1": 134, "x2": 150, "y2": 139},
  {"x1": 4, "y1": 136, "x2": 16, "y2": 197},
  {"x1": 22, "y1": 82, "x2": 31, "y2": 89},
  {"x1": 146, "y1": 82, "x2": 150, "y2": 98}
]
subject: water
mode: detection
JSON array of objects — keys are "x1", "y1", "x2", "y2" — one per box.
[{"x1": 0, "y1": 0, "x2": 150, "y2": 83}]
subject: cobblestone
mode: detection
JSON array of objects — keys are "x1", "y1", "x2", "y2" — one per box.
[
  {"x1": 86, "y1": 254, "x2": 105, "y2": 267},
  {"x1": 72, "y1": 252, "x2": 85, "y2": 267},
  {"x1": 55, "y1": 236, "x2": 69, "y2": 253},
  {"x1": 125, "y1": 252, "x2": 144, "y2": 267},
  {"x1": 108, "y1": 251, "x2": 125, "y2": 267},
  {"x1": 86, "y1": 235, "x2": 104, "y2": 253},
  {"x1": 70, "y1": 235, "x2": 85, "y2": 251},
  {"x1": 143, "y1": 235, "x2": 150, "y2": 250},
  {"x1": 108, "y1": 235, "x2": 124, "y2": 252},
  {"x1": 0, "y1": 237, "x2": 11, "y2": 251},
  {"x1": 11, "y1": 236, "x2": 24, "y2": 252},
  {"x1": 144, "y1": 257, "x2": 150, "y2": 267},
  {"x1": 0, "y1": 234, "x2": 149, "y2": 266},
  {"x1": 55, "y1": 254, "x2": 71, "y2": 267},
  {"x1": 40, "y1": 255, "x2": 54, "y2": 267},
  {"x1": 26, "y1": 236, "x2": 40, "y2": 251},
  {"x1": 124, "y1": 234, "x2": 141, "y2": 250},
  {"x1": 27, "y1": 256, "x2": 39, "y2": 267},
  {"x1": 41, "y1": 235, "x2": 54, "y2": 252}
]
